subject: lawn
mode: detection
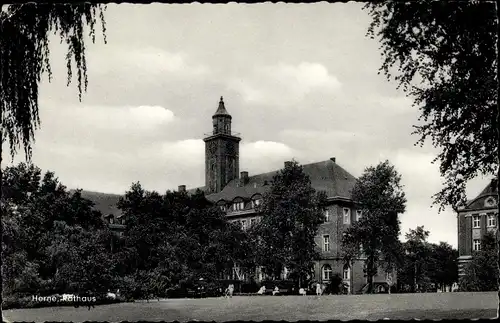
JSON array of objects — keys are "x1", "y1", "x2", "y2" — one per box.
[{"x1": 3, "y1": 292, "x2": 497, "y2": 322}]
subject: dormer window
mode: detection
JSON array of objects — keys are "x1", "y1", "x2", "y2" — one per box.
[
  {"x1": 343, "y1": 208, "x2": 351, "y2": 224},
  {"x1": 220, "y1": 205, "x2": 226, "y2": 212},
  {"x1": 109, "y1": 216, "x2": 114, "y2": 224},
  {"x1": 356, "y1": 210, "x2": 362, "y2": 221},
  {"x1": 233, "y1": 201, "x2": 245, "y2": 211}
]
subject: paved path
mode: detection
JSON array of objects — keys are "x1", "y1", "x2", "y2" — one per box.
[{"x1": 3, "y1": 292, "x2": 497, "y2": 322}]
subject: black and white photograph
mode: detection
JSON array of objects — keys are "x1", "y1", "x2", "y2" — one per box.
[{"x1": 1, "y1": 1, "x2": 499, "y2": 322}]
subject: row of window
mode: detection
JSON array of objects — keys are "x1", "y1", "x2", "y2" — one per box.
[
  {"x1": 324, "y1": 208, "x2": 362, "y2": 224},
  {"x1": 322, "y1": 265, "x2": 392, "y2": 282},
  {"x1": 472, "y1": 213, "x2": 497, "y2": 228},
  {"x1": 232, "y1": 217, "x2": 261, "y2": 230},
  {"x1": 108, "y1": 217, "x2": 125, "y2": 225},
  {"x1": 322, "y1": 264, "x2": 350, "y2": 281},
  {"x1": 220, "y1": 199, "x2": 262, "y2": 212}
]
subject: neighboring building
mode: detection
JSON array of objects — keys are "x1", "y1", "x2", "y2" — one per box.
[
  {"x1": 456, "y1": 178, "x2": 498, "y2": 277},
  {"x1": 80, "y1": 97, "x2": 395, "y2": 294}
]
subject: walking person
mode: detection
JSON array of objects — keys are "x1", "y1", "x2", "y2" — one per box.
[{"x1": 227, "y1": 284, "x2": 234, "y2": 298}]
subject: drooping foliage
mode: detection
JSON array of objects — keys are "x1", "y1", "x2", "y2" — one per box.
[
  {"x1": 1, "y1": 4, "x2": 107, "y2": 160},
  {"x1": 364, "y1": 2, "x2": 498, "y2": 210}
]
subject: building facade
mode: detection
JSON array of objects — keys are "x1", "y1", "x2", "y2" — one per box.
[
  {"x1": 81, "y1": 97, "x2": 396, "y2": 294},
  {"x1": 456, "y1": 178, "x2": 498, "y2": 276}
]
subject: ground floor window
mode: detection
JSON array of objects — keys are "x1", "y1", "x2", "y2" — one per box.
[
  {"x1": 322, "y1": 265, "x2": 332, "y2": 281},
  {"x1": 343, "y1": 264, "x2": 350, "y2": 280}
]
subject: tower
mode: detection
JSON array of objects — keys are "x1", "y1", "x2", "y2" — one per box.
[{"x1": 203, "y1": 97, "x2": 241, "y2": 194}]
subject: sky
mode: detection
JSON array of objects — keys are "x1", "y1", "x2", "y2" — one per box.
[{"x1": 2, "y1": 2, "x2": 493, "y2": 248}]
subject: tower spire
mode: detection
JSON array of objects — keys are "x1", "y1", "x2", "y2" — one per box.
[{"x1": 214, "y1": 96, "x2": 230, "y2": 117}]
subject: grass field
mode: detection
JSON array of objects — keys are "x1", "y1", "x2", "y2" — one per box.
[{"x1": 3, "y1": 292, "x2": 497, "y2": 322}]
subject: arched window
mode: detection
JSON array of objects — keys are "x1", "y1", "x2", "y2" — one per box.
[
  {"x1": 322, "y1": 265, "x2": 332, "y2": 281},
  {"x1": 343, "y1": 264, "x2": 350, "y2": 280}
]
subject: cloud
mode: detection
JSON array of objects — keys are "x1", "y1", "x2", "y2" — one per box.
[
  {"x1": 227, "y1": 62, "x2": 342, "y2": 106},
  {"x1": 89, "y1": 46, "x2": 210, "y2": 78},
  {"x1": 124, "y1": 47, "x2": 210, "y2": 76},
  {"x1": 41, "y1": 103, "x2": 176, "y2": 134}
]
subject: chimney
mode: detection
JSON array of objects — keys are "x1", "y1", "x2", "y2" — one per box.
[
  {"x1": 178, "y1": 185, "x2": 186, "y2": 192},
  {"x1": 240, "y1": 171, "x2": 249, "y2": 185},
  {"x1": 330, "y1": 157, "x2": 336, "y2": 163},
  {"x1": 284, "y1": 161, "x2": 293, "y2": 168}
]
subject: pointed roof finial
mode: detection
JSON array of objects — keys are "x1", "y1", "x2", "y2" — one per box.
[{"x1": 213, "y1": 96, "x2": 230, "y2": 117}]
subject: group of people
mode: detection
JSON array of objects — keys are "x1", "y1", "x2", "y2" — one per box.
[{"x1": 254, "y1": 283, "x2": 324, "y2": 296}]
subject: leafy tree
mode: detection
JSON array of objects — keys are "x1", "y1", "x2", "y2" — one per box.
[
  {"x1": 459, "y1": 231, "x2": 498, "y2": 292},
  {"x1": 1, "y1": 163, "x2": 111, "y2": 297},
  {"x1": 1, "y1": 206, "x2": 41, "y2": 296},
  {"x1": 46, "y1": 221, "x2": 115, "y2": 294},
  {"x1": 257, "y1": 160, "x2": 327, "y2": 288},
  {"x1": 426, "y1": 242, "x2": 458, "y2": 291},
  {"x1": 116, "y1": 182, "x2": 254, "y2": 297},
  {"x1": 403, "y1": 226, "x2": 431, "y2": 292},
  {"x1": 342, "y1": 160, "x2": 406, "y2": 294},
  {"x1": 1, "y1": 3, "x2": 107, "y2": 161}
]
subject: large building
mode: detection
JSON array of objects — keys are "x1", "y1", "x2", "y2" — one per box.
[
  {"x1": 456, "y1": 178, "x2": 498, "y2": 276},
  {"x1": 81, "y1": 97, "x2": 394, "y2": 294}
]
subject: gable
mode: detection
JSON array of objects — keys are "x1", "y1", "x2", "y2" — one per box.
[{"x1": 464, "y1": 178, "x2": 498, "y2": 211}]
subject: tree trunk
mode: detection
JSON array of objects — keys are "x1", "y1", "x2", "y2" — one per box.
[
  {"x1": 414, "y1": 261, "x2": 417, "y2": 293},
  {"x1": 367, "y1": 255, "x2": 374, "y2": 294}
]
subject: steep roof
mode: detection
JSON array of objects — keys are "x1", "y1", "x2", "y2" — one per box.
[
  {"x1": 206, "y1": 159, "x2": 357, "y2": 202},
  {"x1": 76, "y1": 190, "x2": 123, "y2": 218},
  {"x1": 213, "y1": 96, "x2": 231, "y2": 118},
  {"x1": 78, "y1": 159, "x2": 357, "y2": 217}
]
